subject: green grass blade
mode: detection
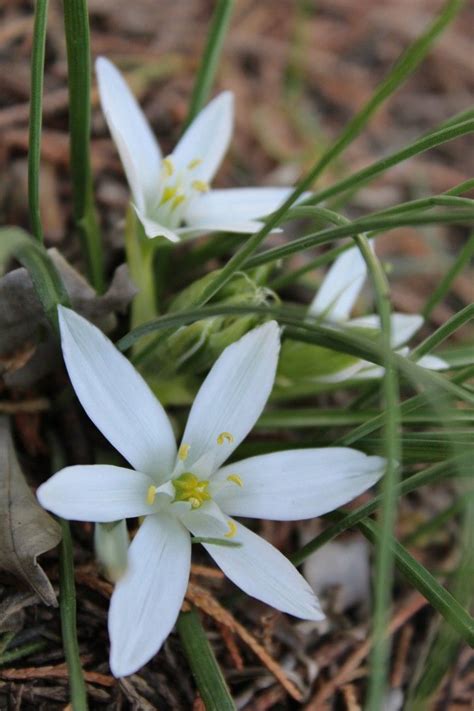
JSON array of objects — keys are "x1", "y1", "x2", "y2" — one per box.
[
  {"x1": 177, "y1": 608, "x2": 236, "y2": 710},
  {"x1": 305, "y1": 118, "x2": 474, "y2": 207},
  {"x1": 358, "y1": 517, "x2": 474, "y2": 647},
  {"x1": 244, "y1": 209, "x2": 474, "y2": 269},
  {"x1": 184, "y1": 0, "x2": 235, "y2": 127},
  {"x1": 28, "y1": 0, "x2": 49, "y2": 243},
  {"x1": 257, "y1": 408, "x2": 474, "y2": 429},
  {"x1": 351, "y1": 238, "x2": 401, "y2": 709},
  {"x1": 423, "y1": 232, "x2": 474, "y2": 318},
  {"x1": 117, "y1": 303, "x2": 474, "y2": 407},
  {"x1": 406, "y1": 496, "x2": 474, "y2": 708},
  {"x1": 0, "y1": 226, "x2": 70, "y2": 331},
  {"x1": 59, "y1": 519, "x2": 88, "y2": 710},
  {"x1": 412, "y1": 303, "x2": 473, "y2": 359},
  {"x1": 63, "y1": 0, "x2": 104, "y2": 292}
]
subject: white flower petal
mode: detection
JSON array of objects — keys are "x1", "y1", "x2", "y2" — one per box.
[
  {"x1": 309, "y1": 246, "x2": 369, "y2": 321},
  {"x1": 58, "y1": 306, "x2": 176, "y2": 480},
  {"x1": 37, "y1": 465, "x2": 156, "y2": 522},
  {"x1": 416, "y1": 353, "x2": 450, "y2": 370},
  {"x1": 133, "y1": 204, "x2": 181, "y2": 242},
  {"x1": 109, "y1": 514, "x2": 191, "y2": 677},
  {"x1": 348, "y1": 313, "x2": 424, "y2": 349},
  {"x1": 179, "y1": 219, "x2": 266, "y2": 237},
  {"x1": 213, "y1": 448, "x2": 385, "y2": 520},
  {"x1": 185, "y1": 187, "x2": 294, "y2": 227},
  {"x1": 172, "y1": 92, "x2": 233, "y2": 182},
  {"x1": 179, "y1": 499, "x2": 229, "y2": 535},
  {"x1": 96, "y1": 57, "x2": 161, "y2": 211},
  {"x1": 181, "y1": 321, "x2": 280, "y2": 476},
  {"x1": 186, "y1": 516, "x2": 323, "y2": 620}
]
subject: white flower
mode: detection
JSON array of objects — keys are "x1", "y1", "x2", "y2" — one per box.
[
  {"x1": 38, "y1": 306, "x2": 385, "y2": 677},
  {"x1": 96, "y1": 57, "x2": 300, "y2": 242},
  {"x1": 308, "y1": 246, "x2": 449, "y2": 382}
]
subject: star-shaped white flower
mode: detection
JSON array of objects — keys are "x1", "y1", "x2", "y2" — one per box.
[
  {"x1": 38, "y1": 306, "x2": 385, "y2": 677},
  {"x1": 96, "y1": 57, "x2": 300, "y2": 242},
  {"x1": 308, "y1": 245, "x2": 449, "y2": 381}
]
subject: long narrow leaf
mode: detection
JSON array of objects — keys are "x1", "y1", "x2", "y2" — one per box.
[
  {"x1": 178, "y1": 608, "x2": 236, "y2": 710},
  {"x1": 28, "y1": 0, "x2": 49, "y2": 243}
]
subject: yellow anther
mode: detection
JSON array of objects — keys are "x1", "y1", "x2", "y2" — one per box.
[
  {"x1": 146, "y1": 485, "x2": 157, "y2": 506},
  {"x1": 227, "y1": 474, "x2": 243, "y2": 487},
  {"x1": 173, "y1": 472, "x2": 211, "y2": 509},
  {"x1": 178, "y1": 443, "x2": 190, "y2": 461},
  {"x1": 224, "y1": 520, "x2": 238, "y2": 539},
  {"x1": 217, "y1": 431, "x2": 234, "y2": 445},
  {"x1": 191, "y1": 180, "x2": 209, "y2": 193},
  {"x1": 171, "y1": 194, "x2": 186, "y2": 210},
  {"x1": 187, "y1": 158, "x2": 203, "y2": 170},
  {"x1": 160, "y1": 185, "x2": 177, "y2": 205},
  {"x1": 162, "y1": 156, "x2": 174, "y2": 177}
]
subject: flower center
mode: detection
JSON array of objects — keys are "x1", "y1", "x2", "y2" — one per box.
[
  {"x1": 172, "y1": 472, "x2": 211, "y2": 509},
  {"x1": 154, "y1": 155, "x2": 209, "y2": 228}
]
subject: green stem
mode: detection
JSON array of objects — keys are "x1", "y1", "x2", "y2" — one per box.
[
  {"x1": 59, "y1": 519, "x2": 88, "y2": 711},
  {"x1": 63, "y1": 0, "x2": 104, "y2": 292},
  {"x1": 28, "y1": 0, "x2": 49, "y2": 243},
  {"x1": 177, "y1": 608, "x2": 235, "y2": 711},
  {"x1": 125, "y1": 208, "x2": 159, "y2": 331},
  {"x1": 184, "y1": 0, "x2": 235, "y2": 127}
]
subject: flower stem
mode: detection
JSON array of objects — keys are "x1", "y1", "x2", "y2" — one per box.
[
  {"x1": 28, "y1": 0, "x2": 49, "y2": 243},
  {"x1": 59, "y1": 519, "x2": 88, "y2": 711},
  {"x1": 177, "y1": 608, "x2": 235, "y2": 710},
  {"x1": 63, "y1": 0, "x2": 104, "y2": 292},
  {"x1": 125, "y1": 207, "x2": 158, "y2": 334}
]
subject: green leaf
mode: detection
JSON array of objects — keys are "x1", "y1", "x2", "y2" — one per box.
[
  {"x1": 358, "y1": 517, "x2": 474, "y2": 647},
  {"x1": 184, "y1": 0, "x2": 235, "y2": 127},
  {"x1": 0, "y1": 226, "x2": 70, "y2": 331},
  {"x1": 63, "y1": 0, "x2": 104, "y2": 291},
  {"x1": 178, "y1": 608, "x2": 236, "y2": 711},
  {"x1": 28, "y1": 0, "x2": 49, "y2": 243}
]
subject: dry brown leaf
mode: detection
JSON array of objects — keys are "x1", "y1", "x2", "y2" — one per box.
[{"x1": 0, "y1": 416, "x2": 61, "y2": 606}]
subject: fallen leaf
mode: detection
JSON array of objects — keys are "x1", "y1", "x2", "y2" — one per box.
[
  {"x1": 0, "y1": 416, "x2": 61, "y2": 606},
  {"x1": 0, "y1": 249, "x2": 137, "y2": 387}
]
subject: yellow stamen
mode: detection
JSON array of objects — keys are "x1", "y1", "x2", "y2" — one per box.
[
  {"x1": 160, "y1": 185, "x2": 177, "y2": 205},
  {"x1": 191, "y1": 180, "x2": 209, "y2": 193},
  {"x1": 187, "y1": 158, "x2": 202, "y2": 170},
  {"x1": 173, "y1": 472, "x2": 211, "y2": 509},
  {"x1": 227, "y1": 474, "x2": 243, "y2": 487},
  {"x1": 217, "y1": 431, "x2": 234, "y2": 445},
  {"x1": 162, "y1": 156, "x2": 174, "y2": 177},
  {"x1": 178, "y1": 443, "x2": 190, "y2": 461},
  {"x1": 171, "y1": 194, "x2": 186, "y2": 210},
  {"x1": 224, "y1": 520, "x2": 238, "y2": 539},
  {"x1": 146, "y1": 485, "x2": 157, "y2": 505}
]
